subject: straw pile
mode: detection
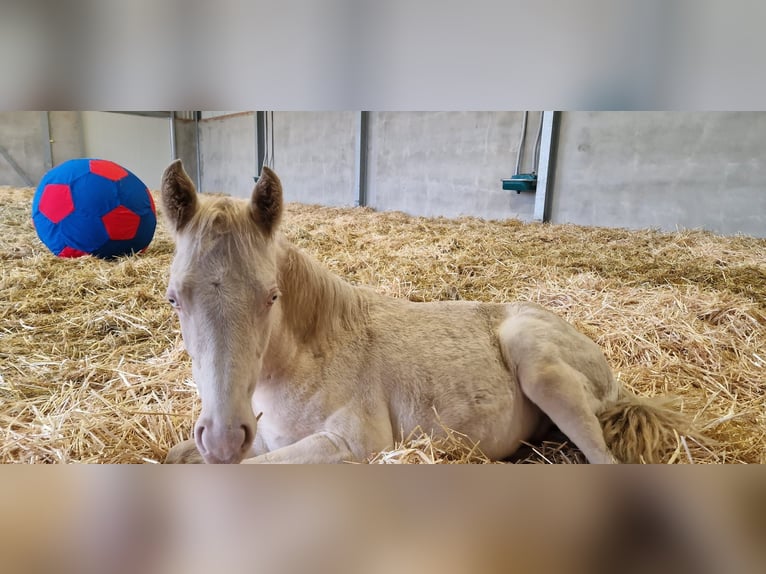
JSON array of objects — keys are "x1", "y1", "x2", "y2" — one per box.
[{"x1": 1, "y1": 185, "x2": 764, "y2": 463}]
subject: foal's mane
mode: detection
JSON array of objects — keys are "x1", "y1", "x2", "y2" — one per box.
[{"x1": 277, "y1": 238, "x2": 368, "y2": 344}]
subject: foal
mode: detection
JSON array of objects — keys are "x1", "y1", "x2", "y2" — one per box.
[{"x1": 161, "y1": 160, "x2": 687, "y2": 464}]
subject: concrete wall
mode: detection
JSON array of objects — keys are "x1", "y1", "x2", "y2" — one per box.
[
  {"x1": 80, "y1": 112, "x2": 171, "y2": 189},
  {"x1": 1, "y1": 111, "x2": 171, "y2": 190},
  {"x1": 550, "y1": 112, "x2": 766, "y2": 237},
  {"x1": 49, "y1": 111, "x2": 85, "y2": 167},
  {"x1": 191, "y1": 112, "x2": 359, "y2": 206},
  {"x1": 0, "y1": 112, "x2": 47, "y2": 186},
  {"x1": 197, "y1": 112, "x2": 255, "y2": 196},
  {"x1": 367, "y1": 112, "x2": 536, "y2": 219},
  {"x1": 0, "y1": 112, "x2": 84, "y2": 186},
  {"x1": 274, "y1": 111, "x2": 357, "y2": 206},
  {"x1": 191, "y1": 111, "x2": 536, "y2": 217},
  {"x1": 2, "y1": 111, "x2": 765, "y2": 237}
]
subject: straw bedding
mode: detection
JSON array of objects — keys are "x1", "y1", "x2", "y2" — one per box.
[{"x1": 1, "y1": 185, "x2": 764, "y2": 463}]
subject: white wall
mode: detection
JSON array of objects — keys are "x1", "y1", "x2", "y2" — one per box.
[
  {"x1": 274, "y1": 111, "x2": 358, "y2": 206},
  {"x1": 197, "y1": 112, "x2": 256, "y2": 197},
  {"x1": 81, "y1": 112, "x2": 171, "y2": 189},
  {"x1": 191, "y1": 112, "x2": 358, "y2": 206},
  {"x1": 367, "y1": 112, "x2": 536, "y2": 220},
  {"x1": 550, "y1": 112, "x2": 766, "y2": 236},
  {"x1": 147, "y1": 110, "x2": 766, "y2": 238}
]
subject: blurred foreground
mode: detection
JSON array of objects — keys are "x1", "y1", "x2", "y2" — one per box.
[{"x1": 2, "y1": 467, "x2": 764, "y2": 574}]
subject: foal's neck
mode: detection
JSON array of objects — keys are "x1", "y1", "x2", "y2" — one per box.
[{"x1": 275, "y1": 236, "x2": 366, "y2": 343}]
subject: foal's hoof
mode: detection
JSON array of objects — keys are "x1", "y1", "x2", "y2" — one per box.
[{"x1": 164, "y1": 439, "x2": 205, "y2": 464}]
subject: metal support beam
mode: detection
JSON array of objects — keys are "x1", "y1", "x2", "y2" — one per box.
[
  {"x1": 0, "y1": 145, "x2": 33, "y2": 186},
  {"x1": 255, "y1": 111, "x2": 266, "y2": 178},
  {"x1": 354, "y1": 111, "x2": 369, "y2": 207},
  {"x1": 169, "y1": 111, "x2": 177, "y2": 160},
  {"x1": 194, "y1": 111, "x2": 202, "y2": 192},
  {"x1": 533, "y1": 111, "x2": 559, "y2": 222},
  {"x1": 41, "y1": 111, "x2": 53, "y2": 171}
]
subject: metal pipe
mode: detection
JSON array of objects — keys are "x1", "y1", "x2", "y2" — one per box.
[
  {"x1": 253, "y1": 111, "x2": 261, "y2": 181},
  {"x1": 354, "y1": 111, "x2": 369, "y2": 207},
  {"x1": 169, "y1": 111, "x2": 177, "y2": 160},
  {"x1": 263, "y1": 112, "x2": 269, "y2": 169},
  {"x1": 41, "y1": 111, "x2": 53, "y2": 171},
  {"x1": 533, "y1": 111, "x2": 543, "y2": 172},
  {"x1": 194, "y1": 111, "x2": 202, "y2": 192},
  {"x1": 514, "y1": 110, "x2": 528, "y2": 175},
  {"x1": 255, "y1": 111, "x2": 265, "y2": 177},
  {"x1": 260, "y1": 111, "x2": 274, "y2": 169},
  {"x1": 533, "y1": 111, "x2": 559, "y2": 222}
]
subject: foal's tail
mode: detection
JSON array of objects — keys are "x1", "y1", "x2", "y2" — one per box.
[{"x1": 598, "y1": 389, "x2": 700, "y2": 464}]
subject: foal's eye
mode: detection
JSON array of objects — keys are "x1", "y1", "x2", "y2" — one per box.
[
  {"x1": 167, "y1": 295, "x2": 180, "y2": 308},
  {"x1": 267, "y1": 290, "x2": 280, "y2": 305}
]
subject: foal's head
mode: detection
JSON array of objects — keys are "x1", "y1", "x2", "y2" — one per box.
[{"x1": 161, "y1": 160, "x2": 283, "y2": 463}]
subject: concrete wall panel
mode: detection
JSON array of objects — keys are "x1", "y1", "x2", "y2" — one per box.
[
  {"x1": 48, "y1": 111, "x2": 85, "y2": 166},
  {"x1": 81, "y1": 112, "x2": 171, "y2": 189},
  {"x1": 0, "y1": 111, "x2": 46, "y2": 186},
  {"x1": 273, "y1": 111, "x2": 357, "y2": 207},
  {"x1": 198, "y1": 112, "x2": 255, "y2": 197},
  {"x1": 2, "y1": 111, "x2": 765, "y2": 237},
  {"x1": 367, "y1": 112, "x2": 536, "y2": 220},
  {"x1": 551, "y1": 112, "x2": 766, "y2": 237}
]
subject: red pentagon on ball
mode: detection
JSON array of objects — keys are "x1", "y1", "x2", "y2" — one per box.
[
  {"x1": 89, "y1": 159, "x2": 128, "y2": 181},
  {"x1": 39, "y1": 184, "x2": 75, "y2": 224},
  {"x1": 58, "y1": 246, "x2": 88, "y2": 258},
  {"x1": 102, "y1": 205, "x2": 140, "y2": 240}
]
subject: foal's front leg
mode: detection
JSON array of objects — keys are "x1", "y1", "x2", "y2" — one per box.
[
  {"x1": 164, "y1": 439, "x2": 205, "y2": 464},
  {"x1": 243, "y1": 431, "x2": 359, "y2": 464},
  {"x1": 165, "y1": 431, "x2": 360, "y2": 464}
]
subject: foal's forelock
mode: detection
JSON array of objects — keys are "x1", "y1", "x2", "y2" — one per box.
[{"x1": 185, "y1": 197, "x2": 268, "y2": 257}]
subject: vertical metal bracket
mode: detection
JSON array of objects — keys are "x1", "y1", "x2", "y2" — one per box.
[
  {"x1": 533, "y1": 111, "x2": 559, "y2": 222},
  {"x1": 354, "y1": 111, "x2": 369, "y2": 207},
  {"x1": 255, "y1": 111, "x2": 266, "y2": 178},
  {"x1": 41, "y1": 111, "x2": 53, "y2": 172},
  {"x1": 169, "y1": 111, "x2": 177, "y2": 161},
  {"x1": 194, "y1": 111, "x2": 202, "y2": 192}
]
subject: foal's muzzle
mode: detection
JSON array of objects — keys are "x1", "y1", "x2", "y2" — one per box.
[{"x1": 195, "y1": 418, "x2": 255, "y2": 464}]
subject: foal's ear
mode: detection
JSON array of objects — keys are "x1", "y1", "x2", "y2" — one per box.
[
  {"x1": 250, "y1": 166, "x2": 283, "y2": 236},
  {"x1": 160, "y1": 159, "x2": 198, "y2": 234}
]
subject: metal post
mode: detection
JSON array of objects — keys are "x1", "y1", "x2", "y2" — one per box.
[
  {"x1": 354, "y1": 111, "x2": 369, "y2": 207},
  {"x1": 41, "y1": 111, "x2": 53, "y2": 171},
  {"x1": 253, "y1": 112, "x2": 261, "y2": 181},
  {"x1": 255, "y1": 111, "x2": 266, "y2": 178},
  {"x1": 169, "y1": 111, "x2": 177, "y2": 160},
  {"x1": 194, "y1": 111, "x2": 202, "y2": 192},
  {"x1": 533, "y1": 111, "x2": 559, "y2": 222},
  {"x1": 515, "y1": 111, "x2": 528, "y2": 175}
]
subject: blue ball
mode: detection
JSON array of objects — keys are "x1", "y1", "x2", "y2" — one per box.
[{"x1": 32, "y1": 158, "x2": 156, "y2": 259}]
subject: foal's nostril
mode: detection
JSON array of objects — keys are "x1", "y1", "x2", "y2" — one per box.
[{"x1": 195, "y1": 424, "x2": 206, "y2": 454}]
